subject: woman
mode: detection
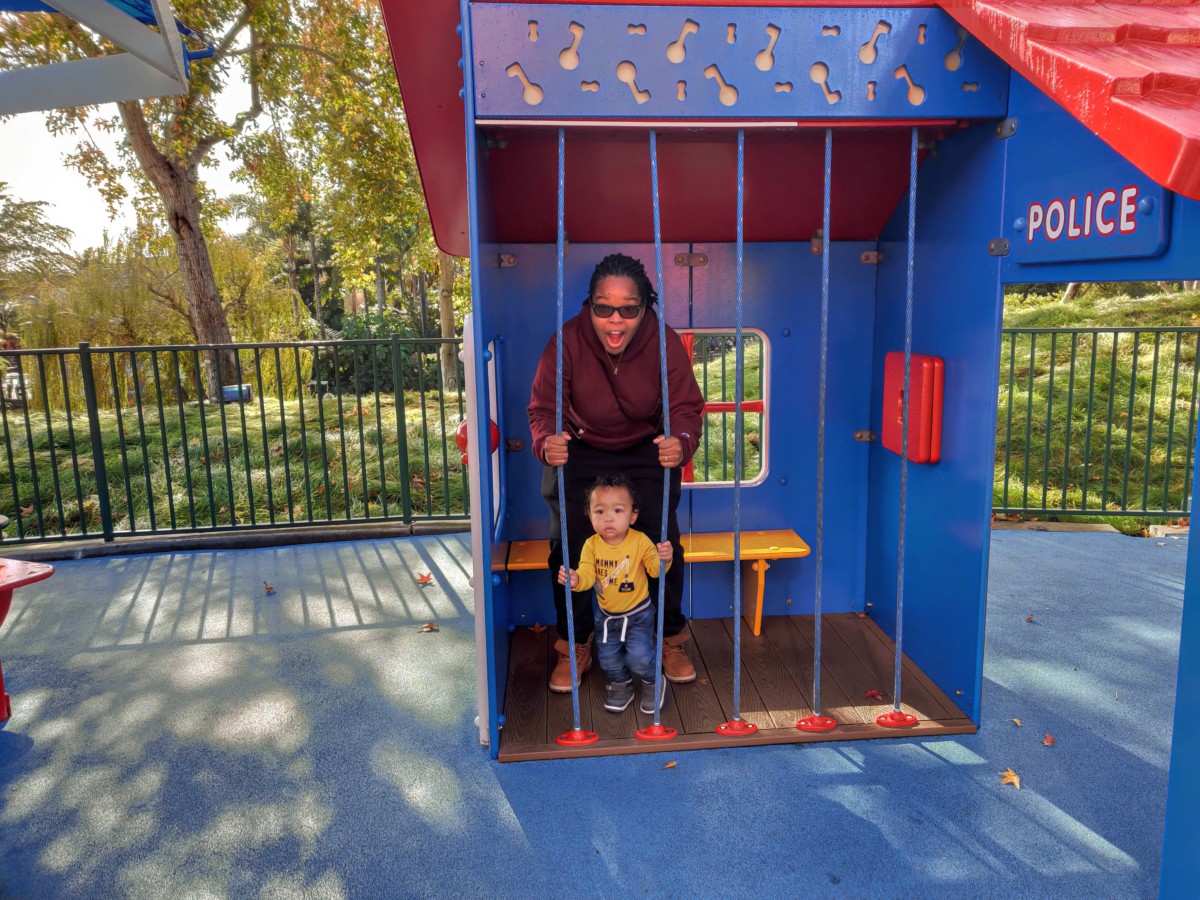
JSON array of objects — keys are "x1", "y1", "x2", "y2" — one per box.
[{"x1": 528, "y1": 253, "x2": 705, "y2": 693}]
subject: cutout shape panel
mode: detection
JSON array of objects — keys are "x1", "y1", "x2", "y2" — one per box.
[{"x1": 471, "y1": 5, "x2": 1008, "y2": 120}]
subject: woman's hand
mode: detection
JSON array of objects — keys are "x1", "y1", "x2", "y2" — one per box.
[
  {"x1": 557, "y1": 565, "x2": 579, "y2": 589},
  {"x1": 544, "y1": 433, "x2": 571, "y2": 466},
  {"x1": 656, "y1": 542, "x2": 673, "y2": 564},
  {"x1": 653, "y1": 435, "x2": 684, "y2": 468}
]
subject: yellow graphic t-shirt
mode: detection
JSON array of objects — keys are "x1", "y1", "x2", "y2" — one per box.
[{"x1": 574, "y1": 528, "x2": 670, "y2": 614}]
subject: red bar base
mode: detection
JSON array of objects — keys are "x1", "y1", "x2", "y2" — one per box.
[
  {"x1": 635, "y1": 724, "x2": 678, "y2": 742},
  {"x1": 876, "y1": 710, "x2": 918, "y2": 728},
  {"x1": 796, "y1": 714, "x2": 838, "y2": 733},
  {"x1": 0, "y1": 690, "x2": 9, "y2": 729},
  {"x1": 556, "y1": 728, "x2": 599, "y2": 747},
  {"x1": 717, "y1": 719, "x2": 759, "y2": 736}
]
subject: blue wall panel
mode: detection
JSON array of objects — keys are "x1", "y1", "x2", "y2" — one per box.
[
  {"x1": 471, "y1": 4, "x2": 1007, "y2": 121},
  {"x1": 1000, "y1": 75, "x2": 1200, "y2": 285},
  {"x1": 866, "y1": 121, "x2": 1007, "y2": 722}
]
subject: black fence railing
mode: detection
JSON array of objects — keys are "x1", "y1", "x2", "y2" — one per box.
[
  {"x1": 996, "y1": 327, "x2": 1200, "y2": 519},
  {"x1": 0, "y1": 337, "x2": 468, "y2": 545}
]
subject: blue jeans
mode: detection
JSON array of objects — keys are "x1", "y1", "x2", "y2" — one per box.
[{"x1": 593, "y1": 600, "x2": 657, "y2": 684}]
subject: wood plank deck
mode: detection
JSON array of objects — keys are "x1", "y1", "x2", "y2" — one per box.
[{"x1": 497, "y1": 613, "x2": 976, "y2": 761}]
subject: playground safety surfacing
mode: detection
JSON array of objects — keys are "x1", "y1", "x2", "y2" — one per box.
[{"x1": 499, "y1": 614, "x2": 976, "y2": 761}]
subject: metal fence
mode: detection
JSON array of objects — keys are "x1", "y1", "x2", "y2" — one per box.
[
  {"x1": 0, "y1": 337, "x2": 468, "y2": 545},
  {"x1": 996, "y1": 327, "x2": 1200, "y2": 519}
]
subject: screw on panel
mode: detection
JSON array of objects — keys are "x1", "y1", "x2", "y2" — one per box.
[
  {"x1": 995, "y1": 118, "x2": 1018, "y2": 139},
  {"x1": 498, "y1": 253, "x2": 518, "y2": 268},
  {"x1": 674, "y1": 252, "x2": 708, "y2": 267},
  {"x1": 810, "y1": 229, "x2": 824, "y2": 256},
  {"x1": 860, "y1": 251, "x2": 882, "y2": 265},
  {"x1": 854, "y1": 430, "x2": 876, "y2": 442},
  {"x1": 988, "y1": 239, "x2": 1010, "y2": 257}
]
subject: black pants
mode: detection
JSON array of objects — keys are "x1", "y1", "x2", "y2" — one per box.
[{"x1": 542, "y1": 438, "x2": 686, "y2": 644}]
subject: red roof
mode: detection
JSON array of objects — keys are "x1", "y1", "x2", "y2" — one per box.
[
  {"x1": 939, "y1": 0, "x2": 1200, "y2": 201},
  {"x1": 382, "y1": 0, "x2": 1200, "y2": 256}
]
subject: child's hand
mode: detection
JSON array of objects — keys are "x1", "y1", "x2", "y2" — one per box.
[
  {"x1": 657, "y1": 541, "x2": 673, "y2": 564},
  {"x1": 557, "y1": 565, "x2": 579, "y2": 589}
]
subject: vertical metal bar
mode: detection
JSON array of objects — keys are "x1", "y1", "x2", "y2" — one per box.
[
  {"x1": 277, "y1": 346, "x2": 297, "y2": 524},
  {"x1": 233, "y1": 351, "x2": 256, "y2": 526},
  {"x1": 170, "y1": 350, "x2": 196, "y2": 529},
  {"x1": 330, "y1": 343, "x2": 351, "y2": 521},
  {"x1": 1182, "y1": 333, "x2": 1200, "y2": 516},
  {"x1": 415, "y1": 344, "x2": 434, "y2": 516},
  {"x1": 1041, "y1": 333, "x2": 1056, "y2": 511},
  {"x1": 13, "y1": 357, "x2": 46, "y2": 537},
  {"x1": 1163, "y1": 332, "x2": 1183, "y2": 514},
  {"x1": 212, "y1": 350, "x2": 237, "y2": 527},
  {"x1": 129, "y1": 353, "x2": 156, "y2": 532},
  {"x1": 1002, "y1": 332, "x2": 1016, "y2": 509},
  {"x1": 313, "y1": 344, "x2": 333, "y2": 521},
  {"x1": 435, "y1": 341, "x2": 452, "y2": 516},
  {"x1": 371, "y1": 347, "x2": 388, "y2": 518},
  {"x1": 352, "y1": 348, "x2": 370, "y2": 518},
  {"x1": 79, "y1": 343, "x2": 114, "y2": 542},
  {"x1": 1120, "y1": 332, "x2": 1140, "y2": 510},
  {"x1": 0, "y1": 373, "x2": 21, "y2": 540},
  {"x1": 253, "y1": 347, "x2": 274, "y2": 526},
  {"x1": 1022, "y1": 333, "x2": 1036, "y2": 512},
  {"x1": 57, "y1": 351, "x2": 88, "y2": 534},
  {"x1": 106, "y1": 351, "x2": 136, "y2": 533},
  {"x1": 191, "y1": 349, "x2": 218, "y2": 527},
  {"x1": 1081, "y1": 335, "x2": 1099, "y2": 511},
  {"x1": 293, "y1": 345, "x2": 315, "y2": 522},
  {"x1": 1101, "y1": 334, "x2": 1120, "y2": 511},
  {"x1": 149, "y1": 352, "x2": 178, "y2": 529},
  {"x1": 1142, "y1": 332, "x2": 1162, "y2": 512},
  {"x1": 1062, "y1": 333, "x2": 1078, "y2": 512},
  {"x1": 36, "y1": 352, "x2": 67, "y2": 536},
  {"x1": 390, "y1": 335, "x2": 413, "y2": 521}
]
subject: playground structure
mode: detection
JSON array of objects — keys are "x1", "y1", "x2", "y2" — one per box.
[{"x1": 383, "y1": 0, "x2": 1200, "y2": 865}]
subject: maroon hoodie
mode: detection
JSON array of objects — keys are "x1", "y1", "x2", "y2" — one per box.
[{"x1": 528, "y1": 301, "x2": 704, "y2": 464}]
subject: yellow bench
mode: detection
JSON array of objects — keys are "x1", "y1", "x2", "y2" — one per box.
[{"x1": 504, "y1": 529, "x2": 810, "y2": 636}]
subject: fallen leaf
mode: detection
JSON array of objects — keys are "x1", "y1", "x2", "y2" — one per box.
[
  {"x1": 864, "y1": 689, "x2": 885, "y2": 701},
  {"x1": 262, "y1": 580, "x2": 276, "y2": 595},
  {"x1": 529, "y1": 622, "x2": 547, "y2": 634},
  {"x1": 855, "y1": 611, "x2": 868, "y2": 619},
  {"x1": 19, "y1": 504, "x2": 33, "y2": 516},
  {"x1": 416, "y1": 571, "x2": 433, "y2": 585},
  {"x1": 1025, "y1": 614, "x2": 1035, "y2": 623},
  {"x1": 1042, "y1": 733, "x2": 1056, "y2": 747},
  {"x1": 418, "y1": 622, "x2": 439, "y2": 633},
  {"x1": 1157, "y1": 542, "x2": 1166, "y2": 547},
  {"x1": 663, "y1": 761, "x2": 677, "y2": 769},
  {"x1": 1011, "y1": 718, "x2": 1023, "y2": 727},
  {"x1": 999, "y1": 768, "x2": 1021, "y2": 790}
]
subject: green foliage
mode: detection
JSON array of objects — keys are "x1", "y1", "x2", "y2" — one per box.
[
  {"x1": 998, "y1": 286, "x2": 1200, "y2": 533},
  {"x1": 690, "y1": 335, "x2": 763, "y2": 482}
]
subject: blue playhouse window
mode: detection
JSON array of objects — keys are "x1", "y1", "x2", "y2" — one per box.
[{"x1": 683, "y1": 328, "x2": 767, "y2": 487}]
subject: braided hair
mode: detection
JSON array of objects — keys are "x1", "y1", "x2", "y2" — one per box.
[{"x1": 587, "y1": 253, "x2": 658, "y2": 307}]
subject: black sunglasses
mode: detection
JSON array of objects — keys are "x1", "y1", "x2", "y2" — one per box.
[{"x1": 590, "y1": 301, "x2": 643, "y2": 320}]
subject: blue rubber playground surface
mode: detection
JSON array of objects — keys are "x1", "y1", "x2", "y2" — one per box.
[{"x1": 0, "y1": 529, "x2": 1185, "y2": 897}]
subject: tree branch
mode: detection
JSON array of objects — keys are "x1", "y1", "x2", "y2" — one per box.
[{"x1": 227, "y1": 43, "x2": 375, "y2": 88}]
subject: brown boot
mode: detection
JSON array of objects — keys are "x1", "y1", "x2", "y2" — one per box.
[
  {"x1": 550, "y1": 635, "x2": 592, "y2": 693},
  {"x1": 662, "y1": 632, "x2": 696, "y2": 684}
]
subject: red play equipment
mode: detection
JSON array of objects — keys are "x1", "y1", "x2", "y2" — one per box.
[{"x1": 0, "y1": 557, "x2": 54, "y2": 727}]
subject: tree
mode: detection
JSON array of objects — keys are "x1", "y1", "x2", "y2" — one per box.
[
  {"x1": 0, "y1": 181, "x2": 74, "y2": 309},
  {"x1": 0, "y1": 0, "x2": 418, "y2": 396}
]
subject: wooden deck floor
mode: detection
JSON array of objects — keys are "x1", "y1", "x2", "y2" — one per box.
[{"x1": 498, "y1": 613, "x2": 976, "y2": 761}]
